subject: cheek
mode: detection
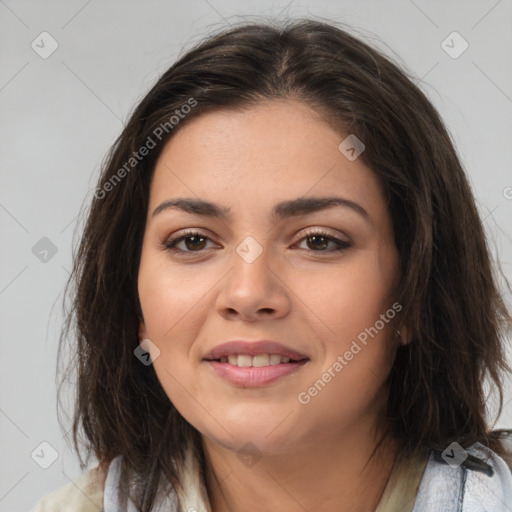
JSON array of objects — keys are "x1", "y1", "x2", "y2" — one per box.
[
  {"x1": 137, "y1": 254, "x2": 212, "y2": 409},
  {"x1": 296, "y1": 252, "x2": 398, "y2": 399},
  {"x1": 138, "y1": 255, "x2": 213, "y2": 338},
  {"x1": 297, "y1": 251, "x2": 398, "y2": 344},
  {"x1": 299, "y1": 298, "x2": 397, "y2": 425}
]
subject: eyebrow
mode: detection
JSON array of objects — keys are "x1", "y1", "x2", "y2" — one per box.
[{"x1": 152, "y1": 196, "x2": 370, "y2": 224}]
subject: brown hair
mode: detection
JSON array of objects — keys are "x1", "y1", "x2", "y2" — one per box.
[{"x1": 57, "y1": 18, "x2": 512, "y2": 510}]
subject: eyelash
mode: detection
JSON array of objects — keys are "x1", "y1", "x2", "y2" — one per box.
[{"x1": 163, "y1": 228, "x2": 352, "y2": 255}]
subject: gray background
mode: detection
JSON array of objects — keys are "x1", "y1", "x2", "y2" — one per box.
[{"x1": 1, "y1": 1, "x2": 511, "y2": 510}]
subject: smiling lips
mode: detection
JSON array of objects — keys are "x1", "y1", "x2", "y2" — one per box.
[{"x1": 203, "y1": 340, "x2": 310, "y2": 387}]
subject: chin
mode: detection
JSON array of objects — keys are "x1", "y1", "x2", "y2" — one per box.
[{"x1": 200, "y1": 413, "x2": 304, "y2": 455}]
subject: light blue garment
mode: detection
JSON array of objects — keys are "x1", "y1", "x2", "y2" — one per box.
[
  {"x1": 104, "y1": 441, "x2": 512, "y2": 511},
  {"x1": 413, "y1": 442, "x2": 512, "y2": 511}
]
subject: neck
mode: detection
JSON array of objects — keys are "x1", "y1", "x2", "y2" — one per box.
[{"x1": 202, "y1": 420, "x2": 401, "y2": 512}]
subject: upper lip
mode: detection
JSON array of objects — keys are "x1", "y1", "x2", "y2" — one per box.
[{"x1": 203, "y1": 340, "x2": 309, "y2": 361}]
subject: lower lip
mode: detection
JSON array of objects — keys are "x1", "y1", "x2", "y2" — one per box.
[{"x1": 205, "y1": 360, "x2": 309, "y2": 387}]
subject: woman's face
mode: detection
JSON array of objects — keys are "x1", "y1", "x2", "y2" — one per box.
[{"x1": 138, "y1": 100, "x2": 402, "y2": 454}]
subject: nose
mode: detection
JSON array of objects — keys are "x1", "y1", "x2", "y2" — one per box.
[{"x1": 214, "y1": 239, "x2": 291, "y2": 322}]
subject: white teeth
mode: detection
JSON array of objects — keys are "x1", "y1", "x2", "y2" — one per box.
[
  {"x1": 220, "y1": 354, "x2": 295, "y2": 367},
  {"x1": 269, "y1": 354, "x2": 282, "y2": 365},
  {"x1": 252, "y1": 354, "x2": 269, "y2": 367},
  {"x1": 237, "y1": 354, "x2": 252, "y2": 367}
]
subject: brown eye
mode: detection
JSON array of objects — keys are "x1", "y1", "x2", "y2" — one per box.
[
  {"x1": 305, "y1": 234, "x2": 330, "y2": 250},
  {"x1": 297, "y1": 230, "x2": 352, "y2": 252},
  {"x1": 164, "y1": 231, "x2": 214, "y2": 253},
  {"x1": 181, "y1": 235, "x2": 208, "y2": 251}
]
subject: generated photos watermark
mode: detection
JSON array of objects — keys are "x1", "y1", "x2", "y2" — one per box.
[
  {"x1": 297, "y1": 302, "x2": 402, "y2": 405},
  {"x1": 94, "y1": 97, "x2": 197, "y2": 199}
]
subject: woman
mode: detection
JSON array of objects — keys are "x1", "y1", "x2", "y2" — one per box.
[{"x1": 31, "y1": 18, "x2": 512, "y2": 511}]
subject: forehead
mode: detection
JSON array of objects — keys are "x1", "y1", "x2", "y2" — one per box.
[{"x1": 149, "y1": 100, "x2": 387, "y2": 223}]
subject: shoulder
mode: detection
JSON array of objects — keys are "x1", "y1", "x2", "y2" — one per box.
[
  {"x1": 29, "y1": 464, "x2": 106, "y2": 512},
  {"x1": 413, "y1": 438, "x2": 512, "y2": 511}
]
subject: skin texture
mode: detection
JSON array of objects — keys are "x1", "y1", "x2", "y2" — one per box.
[{"x1": 138, "y1": 100, "x2": 408, "y2": 511}]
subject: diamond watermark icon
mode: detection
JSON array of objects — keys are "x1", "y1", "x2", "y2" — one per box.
[
  {"x1": 236, "y1": 236, "x2": 263, "y2": 264},
  {"x1": 32, "y1": 237, "x2": 58, "y2": 263},
  {"x1": 338, "y1": 134, "x2": 365, "y2": 161},
  {"x1": 134, "y1": 338, "x2": 161, "y2": 365},
  {"x1": 31, "y1": 441, "x2": 59, "y2": 469},
  {"x1": 441, "y1": 32, "x2": 468, "y2": 59},
  {"x1": 31, "y1": 32, "x2": 59, "y2": 59},
  {"x1": 441, "y1": 441, "x2": 468, "y2": 468},
  {"x1": 237, "y1": 442, "x2": 262, "y2": 468}
]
